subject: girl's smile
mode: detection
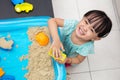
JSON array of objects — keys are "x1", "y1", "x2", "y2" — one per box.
[
  {"x1": 74, "y1": 17, "x2": 100, "y2": 42},
  {"x1": 78, "y1": 27, "x2": 85, "y2": 35}
]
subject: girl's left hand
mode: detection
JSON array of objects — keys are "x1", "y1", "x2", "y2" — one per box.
[{"x1": 55, "y1": 58, "x2": 68, "y2": 64}]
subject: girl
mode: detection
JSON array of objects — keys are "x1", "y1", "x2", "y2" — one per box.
[{"x1": 48, "y1": 10, "x2": 112, "y2": 65}]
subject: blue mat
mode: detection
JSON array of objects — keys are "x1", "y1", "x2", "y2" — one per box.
[{"x1": 0, "y1": 16, "x2": 66, "y2": 80}]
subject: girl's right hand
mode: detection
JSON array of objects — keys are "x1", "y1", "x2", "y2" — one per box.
[{"x1": 50, "y1": 40, "x2": 65, "y2": 59}]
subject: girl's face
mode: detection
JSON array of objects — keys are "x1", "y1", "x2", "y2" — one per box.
[{"x1": 75, "y1": 17, "x2": 100, "y2": 41}]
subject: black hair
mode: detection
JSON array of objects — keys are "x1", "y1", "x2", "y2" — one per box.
[{"x1": 84, "y1": 10, "x2": 112, "y2": 38}]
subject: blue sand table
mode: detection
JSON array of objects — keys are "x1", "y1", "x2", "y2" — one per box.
[
  {"x1": 0, "y1": 16, "x2": 66, "y2": 80},
  {"x1": 0, "y1": 75, "x2": 15, "y2": 80}
]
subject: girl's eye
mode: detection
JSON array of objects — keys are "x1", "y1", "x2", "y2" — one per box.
[
  {"x1": 85, "y1": 20, "x2": 88, "y2": 24},
  {"x1": 90, "y1": 29, "x2": 94, "y2": 32}
]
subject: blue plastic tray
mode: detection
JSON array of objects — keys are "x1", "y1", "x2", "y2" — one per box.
[{"x1": 0, "y1": 16, "x2": 66, "y2": 80}]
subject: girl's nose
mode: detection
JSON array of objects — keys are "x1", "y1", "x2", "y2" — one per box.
[{"x1": 82, "y1": 25, "x2": 87, "y2": 32}]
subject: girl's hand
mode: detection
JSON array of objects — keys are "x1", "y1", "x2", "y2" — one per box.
[
  {"x1": 55, "y1": 57, "x2": 68, "y2": 64},
  {"x1": 50, "y1": 40, "x2": 65, "y2": 59}
]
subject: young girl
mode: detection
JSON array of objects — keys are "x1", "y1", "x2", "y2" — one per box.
[{"x1": 48, "y1": 10, "x2": 112, "y2": 65}]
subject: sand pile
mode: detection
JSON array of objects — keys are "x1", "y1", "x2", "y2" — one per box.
[
  {"x1": 0, "y1": 37, "x2": 14, "y2": 50},
  {"x1": 25, "y1": 27, "x2": 54, "y2": 80}
]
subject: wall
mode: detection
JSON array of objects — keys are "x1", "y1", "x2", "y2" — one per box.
[{"x1": 116, "y1": 0, "x2": 120, "y2": 17}]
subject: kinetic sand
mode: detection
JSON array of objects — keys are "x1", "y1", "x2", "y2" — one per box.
[
  {"x1": 0, "y1": 37, "x2": 14, "y2": 50},
  {"x1": 25, "y1": 27, "x2": 54, "y2": 80}
]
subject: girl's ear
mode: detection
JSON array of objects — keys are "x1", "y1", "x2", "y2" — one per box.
[{"x1": 94, "y1": 37, "x2": 101, "y2": 41}]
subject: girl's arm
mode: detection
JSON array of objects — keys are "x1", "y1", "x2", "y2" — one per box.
[
  {"x1": 48, "y1": 18, "x2": 64, "y2": 42},
  {"x1": 66, "y1": 55, "x2": 86, "y2": 64},
  {"x1": 48, "y1": 18, "x2": 65, "y2": 58}
]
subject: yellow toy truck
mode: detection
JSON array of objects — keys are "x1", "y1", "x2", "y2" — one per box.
[
  {"x1": 48, "y1": 49, "x2": 66, "y2": 62},
  {"x1": 15, "y1": 2, "x2": 33, "y2": 13}
]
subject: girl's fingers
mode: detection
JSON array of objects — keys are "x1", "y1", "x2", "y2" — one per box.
[
  {"x1": 52, "y1": 48, "x2": 56, "y2": 57},
  {"x1": 60, "y1": 44, "x2": 65, "y2": 51},
  {"x1": 56, "y1": 59, "x2": 62, "y2": 63},
  {"x1": 53, "y1": 48, "x2": 59, "y2": 58},
  {"x1": 55, "y1": 49, "x2": 61, "y2": 58},
  {"x1": 56, "y1": 59, "x2": 64, "y2": 64},
  {"x1": 58, "y1": 50, "x2": 61, "y2": 58},
  {"x1": 55, "y1": 49, "x2": 58, "y2": 58},
  {"x1": 52, "y1": 48, "x2": 60, "y2": 58}
]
